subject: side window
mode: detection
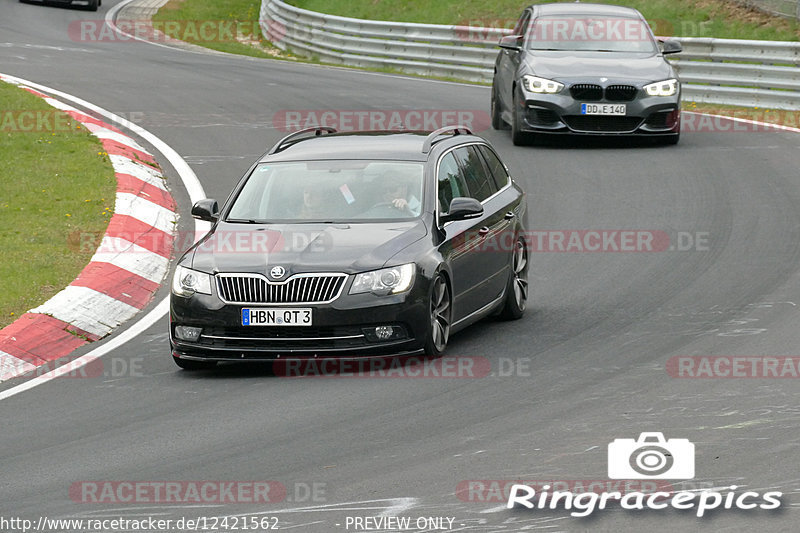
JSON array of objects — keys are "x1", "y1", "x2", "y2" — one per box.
[
  {"x1": 437, "y1": 152, "x2": 465, "y2": 213},
  {"x1": 453, "y1": 146, "x2": 498, "y2": 203},
  {"x1": 512, "y1": 10, "x2": 530, "y2": 36},
  {"x1": 477, "y1": 145, "x2": 510, "y2": 190}
]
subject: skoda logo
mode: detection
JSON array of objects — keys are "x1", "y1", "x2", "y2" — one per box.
[{"x1": 269, "y1": 266, "x2": 286, "y2": 279}]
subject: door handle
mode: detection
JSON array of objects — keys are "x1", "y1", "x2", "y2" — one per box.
[
  {"x1": 478, "y1": 227, "x2": 490, "y2": 236},
  {"x1": 504, "y1": 211, "x2": 515, "y2": 220}
]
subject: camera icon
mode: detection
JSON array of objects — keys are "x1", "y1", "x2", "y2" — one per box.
[{"x1": 608, "y1": 432, "x2": 695, "y2": 479}]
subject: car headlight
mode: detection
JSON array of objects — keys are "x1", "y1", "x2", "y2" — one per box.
[
  {"x1": 349, "y1": 264, "x2": 415, "y2": 295},
  {"x1": 522, "y1": 75, "x2": 564, "y2": 94},
  {"x1": 644, "y1": 79, "x2": 679, "y2": 97},
  {"x1": 172, "y1": 265, "x2": 212, "y2": 297}
]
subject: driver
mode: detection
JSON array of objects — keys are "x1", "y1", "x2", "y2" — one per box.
[{"x1": 375, "y1": 172, "x2": 421, "y2": 214}]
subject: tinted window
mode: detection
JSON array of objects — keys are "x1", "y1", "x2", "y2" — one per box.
[
  {"x1": 477, "y1": 145, "x2": 510, "y2": 190},
  {"x1": 453, "y1": 146, "x2": 498, "y2": 203},
  {"x1": 437, "y1": 153, "x2": 465, "y2": 213},
  {"x1": 226, "y1": 160, "x2": 424, "y2": 222},
  {"x1": 526, "y1": 15, "x2": 658, "y2": 53}
]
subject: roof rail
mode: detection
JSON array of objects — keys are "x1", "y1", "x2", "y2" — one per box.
[
  {"x1": 421, "y1": 125, "x2": 473, "y2": 153},
  {"x1": 268, "y1": 126, "x2": 337, "y2": 155}
]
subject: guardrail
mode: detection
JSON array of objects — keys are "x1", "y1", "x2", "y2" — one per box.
[{"x1": 260, "y1": 0, "x2": 800, "y2": 110}]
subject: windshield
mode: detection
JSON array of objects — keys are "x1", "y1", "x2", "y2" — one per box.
[
  {"x1": 226, "y1": 160, "x2": 425, "y2": 223},
  {"x1": 527, "y1": 15, "x2": 658, "y2": 53}
]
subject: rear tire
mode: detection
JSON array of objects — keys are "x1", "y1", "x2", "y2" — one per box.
[
  {"x1": 499, "y1": 237, "x2": 528, "y2": 320},
  {"x1": 85, "y1": 0, "x2": 99, "y2": 11},
  {"x1": 173, "y1": 355, "x2": 217, "y2": 370},
  {"x1": 424, "y1": 274, "x2": 452, "y2": 355}
]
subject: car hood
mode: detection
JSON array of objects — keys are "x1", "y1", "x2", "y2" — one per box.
[
  {"x1": 525, "y1": 51, "x2": 673, "y2": 83},
  {"x1": 188, "y1": 220, "x2": 428, "y2": 276}
]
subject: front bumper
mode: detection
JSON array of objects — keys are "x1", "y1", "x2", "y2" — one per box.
[
  {"x1": 170, "y1": 283, "x2": 430, "y2": 361},
  {"x1": 517, "y1": 84, "x2": 681, "y2": 136}
]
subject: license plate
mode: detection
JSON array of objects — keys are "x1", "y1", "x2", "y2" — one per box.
[
  {"x1": 242, "y1": 308, "x2": 312, "y2": 326},
  {"x1": 581, "y1": 104, "x2": 626, "y2": 115}
]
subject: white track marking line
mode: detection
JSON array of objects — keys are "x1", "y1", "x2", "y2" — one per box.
[{"x1": 0, "y1": 73, "x2": 209, "y2": 402}]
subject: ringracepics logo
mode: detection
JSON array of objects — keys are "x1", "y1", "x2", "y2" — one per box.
[
  {"x1": 608, "y1": 432, "x2": 693, "y2": 479},
  {"x1": 506, "y1": 433, "x2": 783, "y2": 517}
]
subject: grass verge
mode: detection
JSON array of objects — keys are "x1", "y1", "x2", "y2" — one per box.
[
  {"x1": 0, "y1": 82, "x2": 116, "y2": 328},
  {"x1": 290, "y1": 0, "x2": 800, "y2": 40},
  {"x1": 151, "y1": 0, "x2": 289, "y2": 59}
]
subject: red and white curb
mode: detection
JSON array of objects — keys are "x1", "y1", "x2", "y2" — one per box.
[{"x1": 0, "y1": 75, "x2": 177, "y2": 381}]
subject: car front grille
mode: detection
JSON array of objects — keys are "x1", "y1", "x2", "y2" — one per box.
[
  {"x1": 562, "y1": 115, "x2": 644, "y2": 133},
  {"x1": 605, "y1": 85, "x2": 638, "y2": 101},
  {"x1": 570, "y1": 84, "x2": 603, "y2": 101},
  {"x1": 216, "y1": 273, "x2": 347, "y2": 304}
]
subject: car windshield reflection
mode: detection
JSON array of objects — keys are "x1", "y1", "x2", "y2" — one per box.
[{"x1": 226, "y1": 160, "x2": 425, "y2": 223}]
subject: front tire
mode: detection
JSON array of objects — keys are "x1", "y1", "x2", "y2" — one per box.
[
  {"x1": 85, "y1": 0, "x2": 99, "y2": 11},
  {"x1": 424, "y1": 274, "x2": 452, "y2": 355},
  {"x1": 490, "y1": 83, "x2": 506, "y2": 130},
  {"x1": 511, "y1": 91, "x2": 534, "y2": 146},
  {"x1": 499, "y1": 237, "x2": 528, "y2": 320},
  {"x1": 173, "y1": 355, "x2": 217, "y2": 370}
]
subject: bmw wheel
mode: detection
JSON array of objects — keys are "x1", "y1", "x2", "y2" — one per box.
[
  {"x1": 511, "y1": 90, "x2": 533, "y2": 146},
  {"x1": 491, "y1": 83, "x2": 507, "y2": 130}
]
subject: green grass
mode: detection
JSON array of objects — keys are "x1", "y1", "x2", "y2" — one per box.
[
  {"x1": 0, "y1": 82, "x2": 116, "y2": 328},
  {"x1": 151, "y1": 0, "x2": 289, "y2": 59},
  {"x1": 290, "y1": 0, "x2": 800, "y2": 40}
]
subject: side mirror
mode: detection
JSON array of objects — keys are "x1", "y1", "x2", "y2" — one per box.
[
  {"x1": 440, "y1": 197, "x2": 484, "y2": 225},
  {"x1": 499, "y1": 35, "x2": 523, "y2": 51},
  {"x1": 191, "y1": 199, "x2": 219, "y2": 222},
  {"x1": 660, "y1": 39, "x2": 682, "y2": 55}
]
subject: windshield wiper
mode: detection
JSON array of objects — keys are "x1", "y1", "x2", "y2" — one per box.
[{"x1": 226, "y1": 218, "x2": 267, "y2": 224}]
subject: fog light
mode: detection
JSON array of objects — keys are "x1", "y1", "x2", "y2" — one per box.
[
  {"x1": 375, "y1": 326, "x2": 394, "y2": 340},
  {"x1": 175, "y1": 326, "x2": 202, "y2": 342}
]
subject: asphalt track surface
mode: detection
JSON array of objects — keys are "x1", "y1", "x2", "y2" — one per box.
[{"x1": 2, "y1": 1, "x2": 800, "y2": 531}]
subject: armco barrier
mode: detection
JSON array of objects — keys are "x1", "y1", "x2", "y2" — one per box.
[{"x1": 260, "y1": 0, "x2": 800, "y2": 110}]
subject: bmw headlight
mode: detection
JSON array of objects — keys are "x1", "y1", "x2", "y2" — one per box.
[
  {"x1": 350, "y1": 264, "x2": 415, "y2": 295},
  {"x1": 522, "y1": 75, "x2": 564, "y2": 94},
  {"x1": 644, "y1": 78, "x2": 679, "y2": 97},
  {"x1": 172, "y1": 265, "x2": 212, "y2": 297}
]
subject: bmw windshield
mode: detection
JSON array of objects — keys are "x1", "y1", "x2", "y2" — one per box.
[
  {"x1": 527, "y1": 15, "x2": 659, "y2": 53},
  {"x1": 226, "y1": 160, "x2": 425, "y2": 223}
]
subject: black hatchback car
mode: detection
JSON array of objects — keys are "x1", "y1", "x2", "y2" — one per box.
[
  {"x1": 170, "y1": 127, "x2": 528, "y2": 369},
  {"x1": 491, "y1": 3, "x2": 682, "y2": 145}
]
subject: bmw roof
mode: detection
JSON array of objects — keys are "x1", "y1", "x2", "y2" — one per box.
[{"x1": 533, "y1": 2, "x2": 644, "y2": 18}]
